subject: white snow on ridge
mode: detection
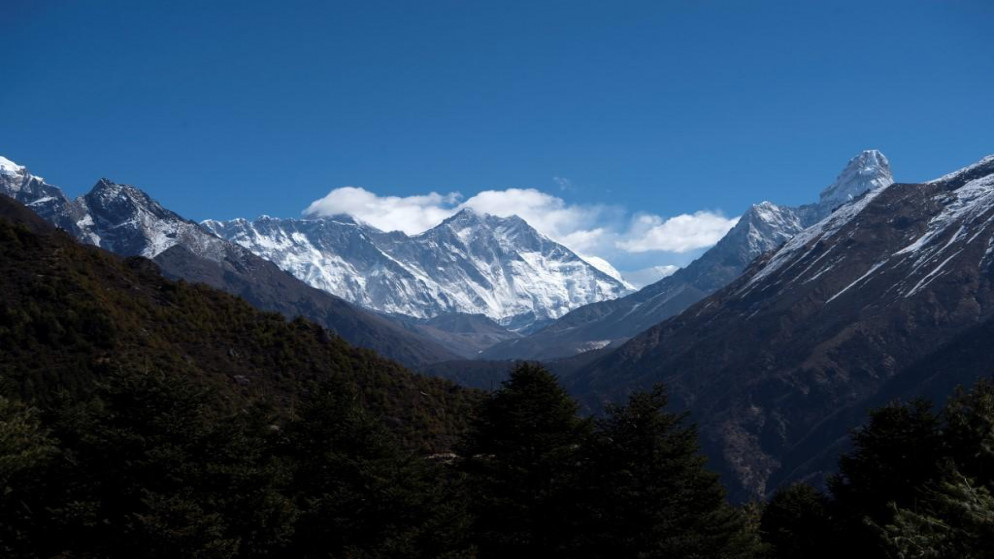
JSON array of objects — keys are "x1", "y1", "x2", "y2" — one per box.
[
  {"x1": 927, "y1": 155, "x2": 994, "y2": 184},
  {"x1": 205, "y1": 209, "x2": 631, "y2": 326},
  {"x1": 0, "y1": 156, "x2": 25, "y2": 176},
  {"x1": 742, "y1": 184, "x2": 888, "y2": 292}
]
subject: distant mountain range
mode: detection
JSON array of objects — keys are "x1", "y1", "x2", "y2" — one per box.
[
  {"x1": 483, "y1": 150, "x2": 894, "y2": 360},
  {"x1": 568, "y1": 153, "x2": 994, "y2": 500},
  {"x1": 0, "y1": 154, "x2": 631, "y2": 360},
  {"x1": 7, "y1": 148, "x2": 994, "y2": 505},
  {"x1": 0, "y1": 157, "x2": 459, "y2": 368},
  {"x1": 203, "y1": 208, "x2": 631, "y2": 332}
]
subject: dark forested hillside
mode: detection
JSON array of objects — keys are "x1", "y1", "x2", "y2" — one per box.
[
  {"x1": 0, "y1": 195, "x2": 477, "y2": 451},
  {"x1": 0, "y1": 165, "x2": 462, "y2": 370},
  {"x1": 0, "y1": 205, "x2": 760, "y2": 556}
]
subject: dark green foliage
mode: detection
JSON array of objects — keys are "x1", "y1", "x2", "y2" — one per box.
[
  {"x1": 459, "y1": 367, "x2": 759, "y2": 558},
  {"x1": 878, "y1": 381, "x2": 994, "y2": 557},
  {"x1": 830, "y1": 399, "x2": 943, "y2": 517},
  {"x1": 0, "y1": 213, "x2": 478, "y2": 556},
  {"x1": 882, "y1": 469, "x2": 994, "y2": 558},
  {"x1": 942, "y1": 380, "x2": 994, "y2": 483},
  {"x1": 281, "y1": 381, "x2": 473, "y2": 558},
  {"x1": 0, "y1": 397, "x2": 58, "y2": 556},
  {"x1": 828, "y1": 398, "x2": 945, "y2": 552},
  {"x1": 760, "y1": 379, "x2": 994, "y2": 558},
  {"x1": 0, "y1": 211, "x2": 763, "y2": 557},
  {"x1": 0, "y1": 217, "x2": 478, "y2": 452},
  {"x1": 459, "y1": 363, "x2": 592, "y2": 556},
  {"x1": 579, "y1": 386, "x2": 757, "y2": 558},
  {"x1": 759, "y1": 484, "x2": 833, "y2": 559},
  {"x1": 32, "y1": 368, "x2": 294, "y2": 558}
]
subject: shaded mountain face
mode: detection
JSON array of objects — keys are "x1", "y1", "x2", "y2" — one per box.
[
  {"x1": 571, "y1": 154, "x2": 994, "y2": 501},
  {"x1": 203, "y1": 209, "x2": 632, "y2": 331},
  {"x1": 0, "y1": 158, "x2": 459, "y2": 368},
  {"x1": 483, "y1": 150, "x2": 894, "y2": 361}
]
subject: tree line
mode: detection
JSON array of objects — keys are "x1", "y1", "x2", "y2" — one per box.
[{"x1": 4, "y1": 359, "x2": 989, "y2": 557}]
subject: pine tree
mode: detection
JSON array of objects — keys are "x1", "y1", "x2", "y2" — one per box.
[
  {"x1": 579, "y1": 385, "x2": 757, "y2": 558},
  {"x1": 759, "y1": 483, "x2": 833, "y2": 559},
  {"x1": 458, "y1": 362, "x2": 591, "y2": 557},
  {"x1": 942, "y1": 379, "x2": 994, "y2": 482},
  {"x1": 828, "y1": 398, "x2": 944, "y2": 553},
  {"x1": 42, "y1": 367, "x2": 295, "y2": 558},
  {"x1": 282, "y1": 380, "x2": 472, "y2": 558},
  {"x1": 882, "y1": 469, "x2": 994, "y2": 558}
]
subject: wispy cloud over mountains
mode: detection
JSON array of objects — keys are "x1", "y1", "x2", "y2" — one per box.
[{"x1": 304, "y1": 184, "x2": 738, "y2": 276}]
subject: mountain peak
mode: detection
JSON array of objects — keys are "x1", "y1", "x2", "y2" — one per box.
[
  {"x1": 88, "y1": 179, "x2": 155, "y2": 204},
  {"x1": 0, "y1": 156, "x2": 26, "y2": 176},
  {"x1": 92, "y1": 177, "x2": 116, "y2": 190},
  {"x1": 818, "y1": 149, "x2": 894, "y2": 209},
  {"x1": 443, "y1": 207, "x2": 484, "y2": 224}
]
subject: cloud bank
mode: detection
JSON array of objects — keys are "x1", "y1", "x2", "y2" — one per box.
[{"x1": 304, "y1": 184, "x2": 738, "y2": 279}]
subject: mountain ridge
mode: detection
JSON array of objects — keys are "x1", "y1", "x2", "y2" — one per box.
[
  {"x1": 480, "y1": 150, "x2": 894, "y2": 361},
  {"x1": 569, "y1": 153, "x2": 994, "y2": 500},
  {"x1": 0, "y1": 159, "x2": 461, "y2": 368},
  {"x1": 203, "y1": 206, "x2": 632, "y2": 330}
]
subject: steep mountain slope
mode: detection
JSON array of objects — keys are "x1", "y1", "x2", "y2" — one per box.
[
  {"x1": 0, "y1": 194, "x2": 479, "y2": 450},
  {"x1": 571, "y1": 154, "x2": 994, "y2": 500},
  {"x1": 0, "y1": 158, "x2": 459, "y2": 367},
  {"x1": 203, "y1": 208, "x2": 631, "y2": 330},
  {"x1": 483, "y1": 150, "x2": 894, "y2": 361}
]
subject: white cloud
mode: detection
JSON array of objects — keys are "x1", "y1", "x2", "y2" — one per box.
[
  {"x1": 303, "y1": 186, "x2": 461, "y2": 234},
  {"x1": 617, "y1": 212, "x2": 739, "y2": 253},
  {"x1": 462, "y1": 188, "x2": 616, "y2": 251},
  {"x1": 303, "y1": 184, "x2": 739, "y2": 277}
]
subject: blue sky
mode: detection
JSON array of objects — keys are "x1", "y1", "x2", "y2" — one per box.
[{"x1": 2, "y1": 0, "x2": 992, "y2": 280}]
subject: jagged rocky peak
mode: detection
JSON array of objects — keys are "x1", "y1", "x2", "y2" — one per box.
[
  {"x1": 88, "y1": 178, "x2": 150, "y2": 204},
  {"x1": 818, "y1": 149, "x2": 893, "y2": 209},
  {"x1": 735, "y1": 201, "x2": 803, "y2": 254},
  {"x1": 83, "y1": 178, "x2": 189, "y2": 223}
]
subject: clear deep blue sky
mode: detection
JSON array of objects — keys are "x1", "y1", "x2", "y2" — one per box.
[{"x1": 2, "y1": 1, "x2": 992, "y2": 233}]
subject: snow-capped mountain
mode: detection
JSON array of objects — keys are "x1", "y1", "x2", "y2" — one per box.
[
  {"x1": 203, "y1": 208, "x2": 632, "y2": 329},
  {"x1": 482, "y1": 150, "x2": 894, "y2": 360},
  {"x1": 0, "y1": 160, "x2": 229, "y2": 261},
  {"x1": 0, "y1": 157, "x2": 460, "y2": 367},
  {"x1": 572, "y1": 153, "x2": 994, "y2": 500},
  {"x1": 0, "y1": 156, "x2": 93, "y2": 241}
]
